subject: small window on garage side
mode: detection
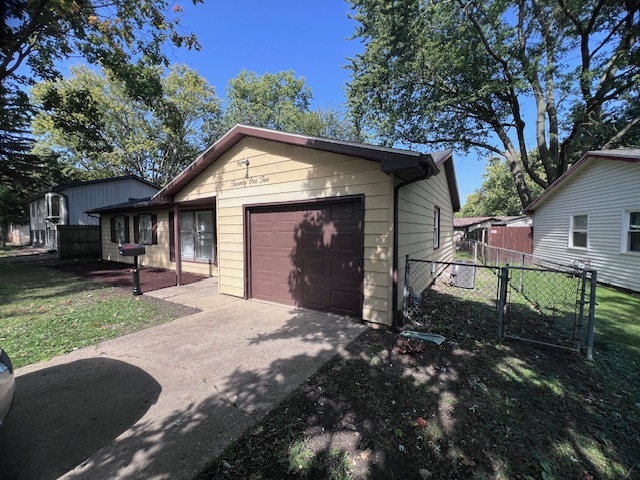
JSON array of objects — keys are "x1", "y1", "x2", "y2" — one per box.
[
  {"x1": 110, "y1": 215, "x2": 130, "y2": 243},
  {"x1": 622, "y1": 209, "x2": 640, "y2": 253},
  {"x1": 433, "y1": 206, "x2": 441, "y2": 249},
  {"x1": 134, "y1": 214, "x2": 157, "y2": 245},
  {"x1": 569, "y1": 214, "x2": 588, "y2": 249}
]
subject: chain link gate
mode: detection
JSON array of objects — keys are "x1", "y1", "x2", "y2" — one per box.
[{"x1": 403, "y1": 256, "x2": 597, "y2": 358}]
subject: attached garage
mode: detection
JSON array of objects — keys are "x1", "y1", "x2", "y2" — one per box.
[
  {"x1": 93, "y1": 125, "x2": 460, "y2": 327},
  {"x1": 248, "y1": 198, "x2": 364, "y2": 317}
]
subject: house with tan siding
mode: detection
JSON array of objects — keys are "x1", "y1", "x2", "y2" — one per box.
[
  {"x1": 89, "y1": 125, "x2": 460, "y2": 327},
  {"x1": 525, "y1": 149, "x2": 640, "y2": 292}
]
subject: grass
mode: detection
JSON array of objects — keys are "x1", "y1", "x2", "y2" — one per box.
[
  {"x1": 198, "y1": 280, "x2": 640, "y2": 479},
  {"x1": 0, "y1": 245, "x2": 31, "y2": 259},
  {"x1": 0, "y1": 260, "x2": 193, "y2": 368}
]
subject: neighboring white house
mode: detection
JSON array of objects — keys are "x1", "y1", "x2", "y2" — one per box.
[
  {"x1": 28, "y1": 176, "x2": 159, "y2": 250},
  {"x1": 524, "y1": 148, "x2": 640, "y2": 292}
]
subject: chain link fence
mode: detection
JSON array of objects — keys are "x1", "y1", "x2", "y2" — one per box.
[{"x1": 403, "y1": 256, "x2": 597, "y2": 358}]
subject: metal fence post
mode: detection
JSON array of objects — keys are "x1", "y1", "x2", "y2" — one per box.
[
  {"x1": 575, "y1": 269, "x2": 588, "y2": 351},
  {"x1": 585, "y1": 270, "x2": 597, "y2": 360},
  {"x1": 497, "y1": 265, "x2": 509, "y2": 339},
  {"x1": 519, "y1": 253, "x2": 525, "y2": 293},
  {"x1": 402, "y1": 255, "x2": 410, "y2": 327}
]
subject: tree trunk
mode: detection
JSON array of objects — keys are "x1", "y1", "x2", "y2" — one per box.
[{"x1": 505, "y1": 153, "x2": 533, "y2": 209}]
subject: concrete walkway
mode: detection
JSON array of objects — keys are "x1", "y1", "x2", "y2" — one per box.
[{"x1": 0, "y1": 280, "x2": 365, "y2": 480}]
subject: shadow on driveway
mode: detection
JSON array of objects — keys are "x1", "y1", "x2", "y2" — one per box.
[{"x1": 0, "y1": 358, "x2": 161, "y2": 480}]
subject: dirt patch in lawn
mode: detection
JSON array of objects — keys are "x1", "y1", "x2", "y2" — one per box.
[
  {"x1": 50, "y1": 260, "x2": 207, "y2": 292},
  {"x1": 198, "y1": 291, "x2": 638, "y2": 479}
]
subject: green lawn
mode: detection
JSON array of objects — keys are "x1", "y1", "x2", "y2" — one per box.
[{"x1": 0, "y1": 261, "x2": 191, "y2": 368}]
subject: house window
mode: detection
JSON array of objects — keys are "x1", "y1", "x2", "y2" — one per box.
[
  {"x1": 110, "y1": 215, "x2": 130, "y2": 243},
  {"x1": 49, "y1": 196, "x2": 60, "y2": 217},
  {"x1": 622, "y1": 210, "x2": 640, "y2": 253},
  {"x1": 180, "y1": 211, "x2": 214, "y2": 262},
  {"x1": 569, "y1": 214, "x2": 588, "y2": 249},
  {"x1": 134, "y1": 214, "x2": 157, "y2": 245},
  {"x1": 433, "y1": 206, "x2": 441, "y2": 249}
]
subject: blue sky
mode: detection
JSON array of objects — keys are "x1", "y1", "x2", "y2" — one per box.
[{"x1": 161, "y1": 1, "x2": 486, "y2": 205}]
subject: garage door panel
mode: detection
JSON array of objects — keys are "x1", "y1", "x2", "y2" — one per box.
[
  {"x1": 250, "y1": 200, "x2": 363, "y2": 317},
  {"x1": 330, "y1": 290, "x2": 357, "y2": 312},
  {"x1": 330, "y1": 258, "x2": 360, "y2": 283}
]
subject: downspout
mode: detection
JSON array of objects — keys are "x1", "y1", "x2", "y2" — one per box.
[{"x1": 391, "y1": 154, "x2": 437, "y2": 331}]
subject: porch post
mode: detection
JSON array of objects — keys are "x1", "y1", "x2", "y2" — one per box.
[{"x1": 174, "y1": 204, "x2": 182, "y2": 286}]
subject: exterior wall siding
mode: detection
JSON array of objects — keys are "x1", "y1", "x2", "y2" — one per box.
[
  {"x1": 101, "y1": 210, "x2": 214, "y2": 276},
  {"x1": 64, "y1": 179, "x2": 159, "y2": 226},
  {"x1": 174, "y1": 137, "x2": 395, "y2": 325},
  {"x1": 532, "y1": 158, "x2": 640, "y2": 292},
  {"x1": 396, "y1": 171, "x2": 455, "y2": 308}
]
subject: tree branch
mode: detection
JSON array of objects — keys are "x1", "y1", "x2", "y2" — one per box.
[{"x1": 602, "y1": 115, "x2": 640, "y2": 149}]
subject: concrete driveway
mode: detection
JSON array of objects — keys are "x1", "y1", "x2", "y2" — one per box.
[{"x1": 0, "y1": 280, "x2": 365, "y2": 480}]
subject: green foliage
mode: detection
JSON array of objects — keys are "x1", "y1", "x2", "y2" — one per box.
[
  {"x1": 1, "y1": 0, "x2": 202, "y2": 89},
  {"x1": 460, "y1": 157, "x2": 543, "y2": 216},
  {"x1": 0, "y1": 261, "x2": 189, "y2": 368},
  {"x1": 347, "y1": 0, "x2": 640, "y2": 207},
  {"x1": 1, "y1": 0, "x2": 204, "y2": 223},
  {"x1": 223, "y1": 70, "x2": 361, "y2": 141},
  {"x1": 31, "y1": 65, "x2": 222, "y2": 185}
]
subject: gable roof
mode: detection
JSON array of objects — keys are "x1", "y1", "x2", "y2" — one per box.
[
  {"x1": 524, "y1": 148, "x2": 640, "y2": 213},
  {"x1": 453, "y1": 216, "x2": 502, "y2": 228},
  {"x1": 154, "y1": 124, "x2": 460, "y2": 210}
]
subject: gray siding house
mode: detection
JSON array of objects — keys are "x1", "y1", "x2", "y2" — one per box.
[
  {"x1": 29, "y1": 176, "x2": 159, "y2": 250},
  {"x1": 525, "y1": 149, "x2": 640, "y2": 292}
]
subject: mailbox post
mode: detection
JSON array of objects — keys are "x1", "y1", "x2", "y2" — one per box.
[{"x1": 119, "y1": 244, "x2": 146, "y2": 295}]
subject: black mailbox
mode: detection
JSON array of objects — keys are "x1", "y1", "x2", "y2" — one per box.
[
  {"x1": 118, "y1": 244, "x2": 145, "y2": 295},
  {"x1": 119, "y1": 244, "x2": 146, "y2": 256}
]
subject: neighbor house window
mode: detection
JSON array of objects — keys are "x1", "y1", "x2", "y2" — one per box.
[
  {"x1": 180, "y1": 211, "x2": 214, "y2": 262},
  {"x1": 569, "y1": 214, "x2": 588, "y2": 249},
  {"x1": 134, "y1": 214, "x2": 157, "y2": 245},
  {"x1": 433, "y1": 206, "x2": 441, "y2": 249},
  {"x1": 49, "y1": 195, "x2": 60, "y2": 218},
  {"x1": 110, "y1": 215, "x2": 130, "y2": 243},
  {"x1": 622, "y1": 209, "x2": 640, "y2": 253}
]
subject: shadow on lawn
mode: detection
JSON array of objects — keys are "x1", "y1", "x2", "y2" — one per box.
[
  {"x1": 195, "y1": 290, "x2": 638, "y2": 479},
  {"x1": 12, "y1": 294, "x2": 634, "y2": 479}
]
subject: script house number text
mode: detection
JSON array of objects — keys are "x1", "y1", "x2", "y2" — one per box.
[{"x1": 230, "y1": 175, "x2": 270, "y2": 188}]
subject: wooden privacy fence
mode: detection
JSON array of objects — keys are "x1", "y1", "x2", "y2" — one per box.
[{"x1": 56, "y1": 225, "x2": 100, "y2": 259}]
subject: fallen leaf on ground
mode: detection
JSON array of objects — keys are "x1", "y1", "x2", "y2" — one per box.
[{"x1": 461, "y1": 456, "x2": 476, "y2": 466}]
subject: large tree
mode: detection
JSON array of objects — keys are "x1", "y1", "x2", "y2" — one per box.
[
  {"x1": 223, "y1": 70, "x2": 361, "y2": 141},
  {"x1": 347, "y1": 0, "x2": 640, "y2": 207},
  {"x1": 1, "y1": 0, "x2": 203, "y2": 226},
  {"x1": 459, "y1": 157, "x2": 543, "y2": 217},
  {"x1": 31, "y1": 65, "x2": 222, "y2": 185}
]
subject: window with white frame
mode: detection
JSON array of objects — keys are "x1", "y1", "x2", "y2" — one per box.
[
  {"x1": 110, "y1": 215, "x2": 129, "y2": 243},
  {"x1": 180, "y1": 210, "x2": 214, "y2": 262},
  {"x1": 569, "y1": 214, "x2": 588, "y2": 249},
  {"x1": 134, "y1": 213, "x2": 157, "y2": 245},
  {"x1": 433, "y1": 206, "x2": 441, "y2": 249},
  {"x1": 622, "y1": 209, "x2": 640, "y2": 253}
]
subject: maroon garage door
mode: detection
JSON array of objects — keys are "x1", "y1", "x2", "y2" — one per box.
[{"x1": 249, "y1": 200, "x2": 364, "y2": 317}]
